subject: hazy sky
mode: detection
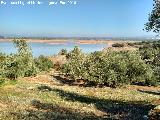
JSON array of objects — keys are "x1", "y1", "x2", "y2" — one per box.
[{"x1": 0, "y1": 0, "x2": 156, "y2": 37}]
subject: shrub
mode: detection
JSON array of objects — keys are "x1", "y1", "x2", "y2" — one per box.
[
  {"x1": 139, "y1": 47, "x2": 159, "y2": 60},
  {"x1": 61, "y1": 46, "x2": 86, "y2": 79},
  {"x1": 152, "y1": 53, "x2": 160, "y2": 81},
  {"x1": 34, "y1": 55, "x2": 53, "y2": 72},
  {"x1": 112, "y1": 43, "x2": 125, "y2": 47},
  {"x1": 0, "y1": 39, "x2": 55, "y2": 80},
  {"x1": 127, "y1": 42, "x2": 135, "y2": 47},
  {"x1": 2, "y1": 55, "x2": 23, "y2": 79},
  {"x1": 82, "y1": 51, "x2": 107, "y2": 84},
  {"x1": 85, "y1": 51, "x2": 154, "y2": 86},
  {"x1": 61, "y1": 49, "x2": 156, "y2": 87},
  {"x1": 0, "y1": 53, "x2": 7, "y2": 77},
  {"x1": 3, "y1": 54, "x2": 37, "y2": 79},
  {"x1": 0, "y1": 39, "x2": 38, "y2": 79},
  {"x1": 54, "y1": 61, "x2": 62, "y2": 71},
  {"x1": 0, "y1": 76, "x2": 5, "y2": 86},
  {"x1": 58, "y1": 49, "x2": 68, "y2": 55},
  {"x1": 138, "y1": 40, "x2": 160, "y2": 84}
]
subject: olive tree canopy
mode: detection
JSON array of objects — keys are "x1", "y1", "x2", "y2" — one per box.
[{"x1": 145, "y1": 0, "x2": 160, "y2": 33}]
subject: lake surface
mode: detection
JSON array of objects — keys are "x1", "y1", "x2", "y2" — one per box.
[{"x1": 0, "y1": 41, "x2": 107, "y2": 57}]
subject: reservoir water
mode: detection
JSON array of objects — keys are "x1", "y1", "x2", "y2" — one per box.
[{"x1": 0, "y1": 41, "x2": 107, "y2": 57}]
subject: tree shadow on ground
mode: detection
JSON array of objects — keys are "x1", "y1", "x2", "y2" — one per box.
[
  {"x1": 52, "y1": 75, "x2": 102, "y2": 87},
  {"x1": 37, "y1": 85, "x2": 155, "y2": 120},
  {"x1": 137, "y1": 89, "x2": 160, "y2": 95},
  {"x1": 8, "y1": 99, "x2": 101, "y2": 120},
  {"x1": 52, "y1": 75, "x2": 76, "y2": 86}
]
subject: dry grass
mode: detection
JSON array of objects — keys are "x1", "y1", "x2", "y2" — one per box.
[
  {"x1": 103, "y1": 42, "x2": 139, "y2": 52},
  {"x1": 0, "y1": 71, "x2": 159, "y2": 120}
]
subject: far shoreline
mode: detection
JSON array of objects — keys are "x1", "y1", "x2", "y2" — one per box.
[{"x1": 0, "y1": 38, "x2": 136, "y2": 46}]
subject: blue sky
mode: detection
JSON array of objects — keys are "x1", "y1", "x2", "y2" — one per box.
[{"x1": 0, "y1": 0, "x2": 156, "y2": 37}]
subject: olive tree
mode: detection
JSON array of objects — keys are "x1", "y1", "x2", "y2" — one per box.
[{"x1": 145, "y1": 0, "x2": 160, "y2": 33}]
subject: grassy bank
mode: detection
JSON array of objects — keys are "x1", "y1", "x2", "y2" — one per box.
[{"x1": 0, "y1": 71, "x2": 160, "y2": 120}]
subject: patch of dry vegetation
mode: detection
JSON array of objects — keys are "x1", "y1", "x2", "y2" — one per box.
[
  {"x1": 0, "y1": 71, "x2": 159, "y2": 120},
  {"x1": 103, "y1": 42, "x2": 138, "y2": 52}
]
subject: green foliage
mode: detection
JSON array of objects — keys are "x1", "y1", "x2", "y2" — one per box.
[
  {"x1": 34, "y1": 55, "x2": 53, "y2": 72},
  {"x1": 127, "y1": 42, "x2": 135, "y2": 47},
  {"x1": 138, "y1": 40, "x2": 160, "y2": 85},
  {"x1": 112, "y1": 43, "x2": 125, "y2": 47},
  {"x1": 139, "y1": 41, "x2": 160, "y2": 60},
  {"x1": 54, "y1": 61, "x2": 62, "y2": 71},
  {"x1": 13, "y1": 39, "x2": 30, "y2": 54},
  {"x1": 61, "y1": 48, "x2": 156, "y2": 87},
  {"x1": 0, "y1": 76, "x2": 5, "y2": 86},
  {"x1": 61, "y1": 46, "x2": 86, "y2": 79},
  {"x1": 58, "y1": 49, "x2": 68, "y2": 55},
  {"x1": 1, "y1": 40, "x2": 38, "y2": 79},
  {"x1": 145, "y1": 0, "x2": 160, "y2": 33},
  {"x1": 85, "y1": 51, "x2": 154, "y2": 87},
  {"x1": 0, "y1": 39, "x2": 54, "y2": 80},
  {"x1": 140, "y1": 47, "x2": 158, "y2": 60},
  {"x1": 0, "y1": 53, "x2": 7, "y2": 77},
  {"x1": 153, "y1": 54, "x2": 160, "y2": 82}
]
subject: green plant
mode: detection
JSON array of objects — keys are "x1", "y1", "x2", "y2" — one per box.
[
  {"x1": 0, "y1": 39, "x2": 38, "y2": 79},
  {"x1": 127, "y1": 42, "x2": 135, "y2": 47},
  {"x1": 112, "y1": 43, "x2": 125, "y2": 47},
  {"x1": 138, "y1": 40, "x2": 160, "y2": 84},
  {"x1": 61, "y1": 46, "x2": 86, "y2": 80},
  {"x1": 34, "y1": 55, "x2": 53, "y2": 72},
  {"x1": 58, "y1": 49, "x2": 68, "y2": 55},
  {"x1": 61, "y1": 49, "x2": 156, "y2": 87},
  {"x1": 145, "y1": 0, "x2": 160, "y2": 33},
  {"x1": 54, "y1": 61, "x2": 62, "y2": 71},
  {"x1": 0, "y1": 76, "x2": 5, "y2": 86}
]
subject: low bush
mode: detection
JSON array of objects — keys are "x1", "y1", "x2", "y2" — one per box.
[
  {"x1": 61, "y1": 47, "x2": 156, "y2": 87},
  {"x1": 0, "y1": 76, "x2": 5, "y2": 86},
  {"x1": 0, "y1": 40, "x2": 38, "y2": 79},
  {"x1": 138, "y1": 40, "x2": 160, "y2": 84},
  {"x1": 112, "y1": 43, "x2": 125, "y2": 47},
  {"x1": 0, "y1": 39, "x2": 53, "y2": 80},
  {"x1": 127, "y1": 42, "x2": 135, "y2": 47},
  {"x1": 34, "y1": 55, "x2": 53, "y2": 72},
  {"x1": 54, "y1": 61, "x2": 62, "y2": 71},
  {"x1": 85, "y1": 51, "x2": 155, "y2": 87},
  {"x1": 58, "y1": 49, "x2": 68, "y2": 55},
  {"x1": 61, "y1": 46, "x2": 86, "y2": 79},
  {"x1": 2, "y1": 54, "x2": 38, "y2": 79},
  {"x1": 152, "y1": 54, "x2": 160, "y2": 81}
]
